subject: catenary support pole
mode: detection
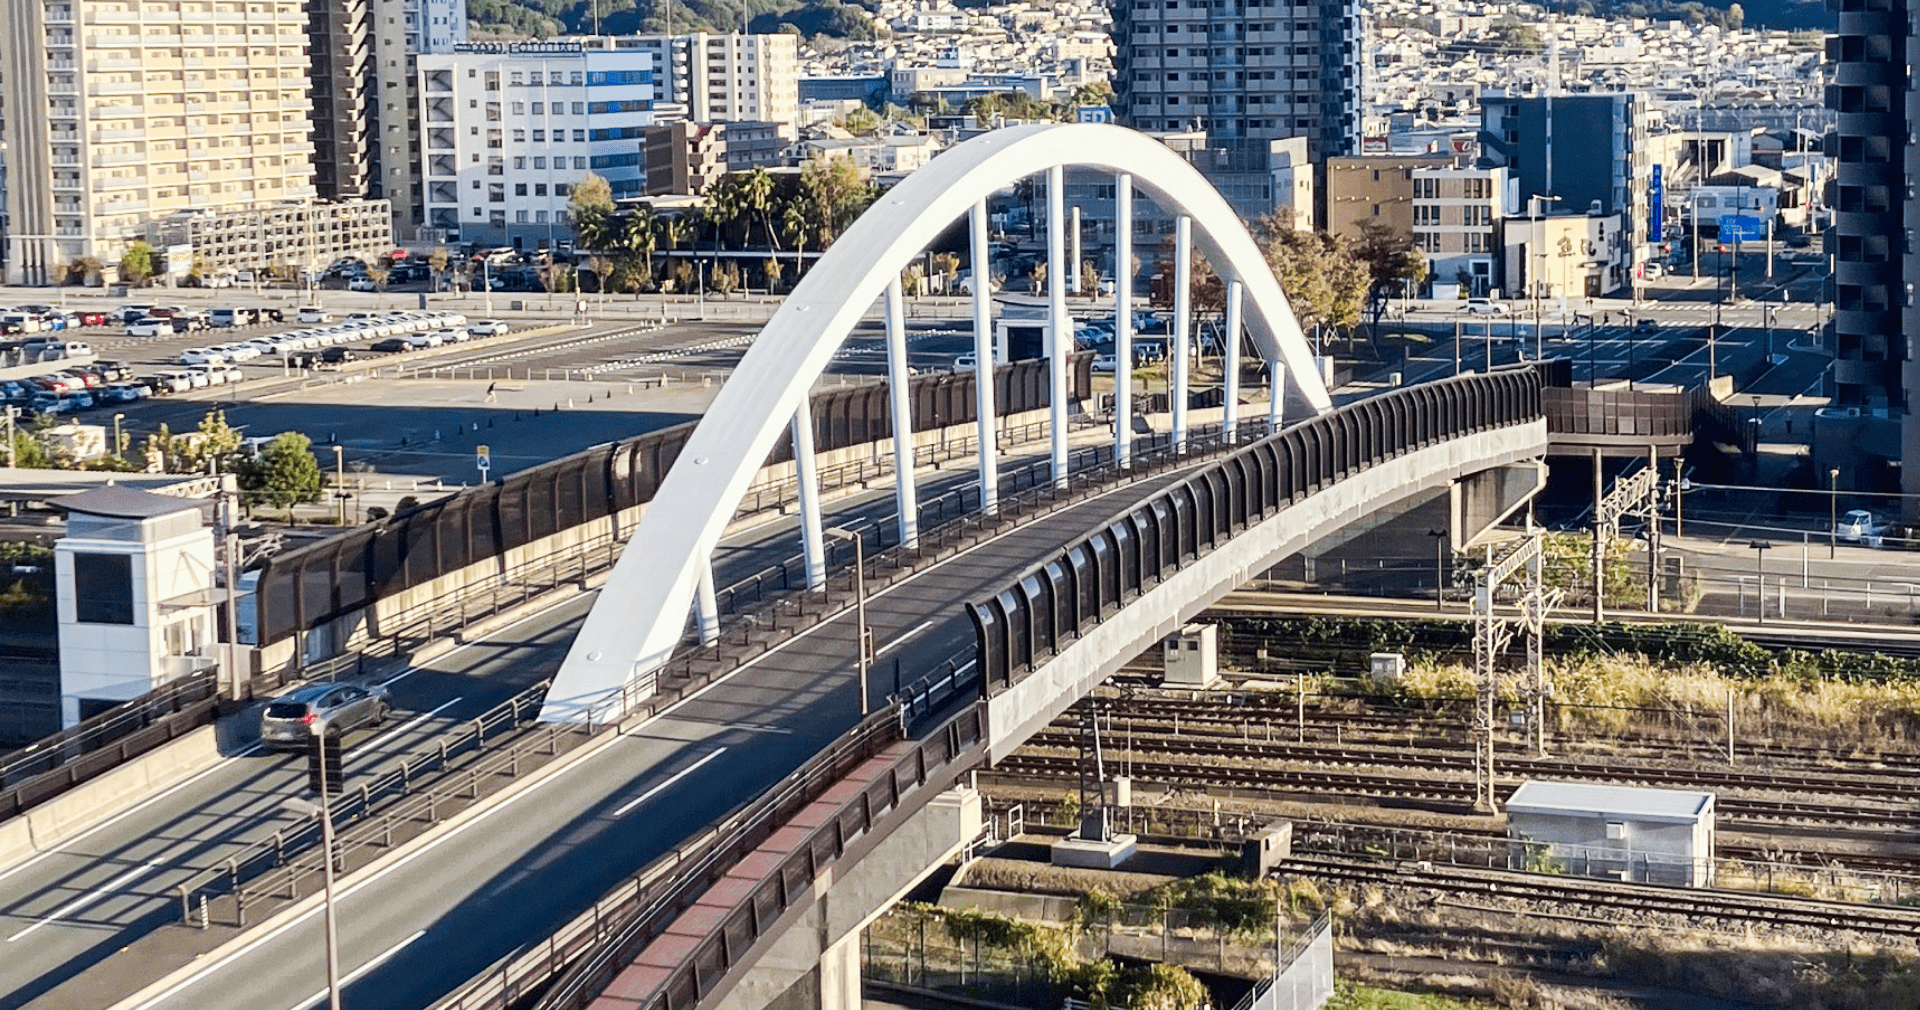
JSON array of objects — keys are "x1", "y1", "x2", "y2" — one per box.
[
  {"x1": 1172, "y1": 214, "x2": 1193, "y2": 450},
  {"x1": 969, "y1": 200, "x2": 999, "y2": 512},
  {"x1": 1223, "y1": 279, "x2": 1243, "y2": 438},
  {"x1": 1047, "y1": 165, "x2": 1070, "y2": 486},
  {"x1": 793, "y1": 409, "x2": 827, "y2": 590},
  {"x1": 1114, "y1": 173, "x2": 1135, "y2": 466},
  {"x1": 885, "y1": 278, "x2": 920, "y2": 547}
]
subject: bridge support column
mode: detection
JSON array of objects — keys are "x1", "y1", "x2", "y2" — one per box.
[
  {"x1": 817, "y1": 931, "x2": 861, "y2": 1010},
  {"x1": 886, "y1": 278, "x2": 920, "y2": 548},
  {"x1": 1268, "y1": 356, "x2": 1284, "y2": 430},
  {"x1": 1047, "y1": 164, "x2": 1070, "y2": 487},
  {"x1": 1114, "y1": 173, "x2": 1134, "y2": 467},
  {"x1": 697, "y1": 563, "x2": 720, "y2": 646},
  {"x1": 970, "y1": 200, "x2": 999, "y2": 514},
  {"x1": 1069, "y1": 205, "x2": 1082, "y2": 295},
  {"x1": 1172, "y1": 214, "x2": 1192, "y2": 451},
  {"x1": 1223, "y1": 278, "x2": 1243, "y2": 438},
  {"x1": 793, "y1": 409, "x2": 827, "y2": 591}
]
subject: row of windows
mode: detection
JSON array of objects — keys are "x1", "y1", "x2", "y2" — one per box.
[
  {"x1": 1130, "y1": 45, "x2": 1322, "y2": 57},
  {"x1": 1413, "y1": 178, "x2": 1495, "y2": 200},
  {"x1": 1412, "y1": 206, "x2": 1494, "y2": 226},
  {"x1": 588, "y1": 99, "x2": 654, "y2": 114},
  {"x1": 587, "y1": 70, "x2": 655, "y2": 86},
  {"x1": 509, "y1": 101, "x2": 588, "y2": 116},
  {"x1": 589, "y1": 152, "x2": 642, "y2": 169},
  {"x1": 1133, "y1": 21, "x2": 1317, "y2": 32},
  {"x1": 508, "y1": 71, "x2": 586, "y2": 86},
  {"x1": 588, "y1": 125, "x2": 648, "y2": 141},
  {"x1": 1143, "y1": 69, "x2": 1317, "y2": 82}
]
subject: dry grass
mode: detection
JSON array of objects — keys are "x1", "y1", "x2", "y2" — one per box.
[
  {"x1": 957, "y1": 857, "x2": 1175, "y2": 900},
  {"x1": 1403, "y1": 653, "x2": 1920, "y2": 748}
]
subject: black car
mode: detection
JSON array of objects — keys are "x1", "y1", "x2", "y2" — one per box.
[
  {"x1": 370, "y1": 338, "x2": 411, "y2": 353},
  {"x1": 258, "y1": 307, "x2": 285, "y2": 323},
  {"x1": 320, "y1": 347, "x2": 357, "y2": 365}
]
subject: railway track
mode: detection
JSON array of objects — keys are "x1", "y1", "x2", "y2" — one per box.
[
  {"x1": 989, "y1": 752, "x2": 1916, "y2": 829},
  {"x1": 1081, "y1": 691, "x2": 1920, "y2": 771},
  {"x1": 1275, "y1": 853, "x2": 1920, "y2": 941},
  {"x1": 1022, "y1": 728, "x2": 1920, "y2": 803}
]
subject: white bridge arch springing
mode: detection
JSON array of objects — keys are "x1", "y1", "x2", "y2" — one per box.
[{"x1": 539, "y1": 122, "x2": 1333, "y2": 722}]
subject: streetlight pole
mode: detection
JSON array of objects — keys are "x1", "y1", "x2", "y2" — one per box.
[
  {"x1": 112, "y1": 412, "x2": 125, "y2": 460},
  {"x1": 332, "y1": 445, "x2": 346, "y2": 525},
  {"x1": 1829, "y1": 467, "x2": 1841, "y2": 559},
  {"x1": 824, "y1": 527, "x2": 871, "y2": 716},
  {"x1": 283, "y1": 718, "x2": 342, "y2": 1010},
  {"x1": 1749, "y1": 541, "x2": 1771, "y2": 623},
  {"x1": 3, "y1": 406, "x2": 15, "y2": 466}
]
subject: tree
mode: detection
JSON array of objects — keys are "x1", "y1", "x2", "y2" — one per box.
[
  {"x1": 429, "y1": 247, "x2": 451, "y2": 291},
  {"x1": 764, "y1": 255, "x2": 786, "y2": 293},
  {"x1": 121, "y1": 241, "x2": 156, "y2": 286},
  {"x1": 901, "y1": 262, "x2": 925, "y2": 297},
  {"x1": 1726, "y1": 2, "x2": 1745, "y2": 29},
  {"x1": 1254, "y1": 220, "x2": 1364, "y2": 338},
  {"x1": 366, "y1": 263, "x2": 391, "y2": 291},
  {"x1": 239, "y1": 432, "x2": 324, "y2": 511},
  {"x1": 741, "y1": 167, "x2": 779, "y2": 250},
  {"x1": 1028, "y1": 259, "x2": 1048, "y2": 295},
  {"x1": 1349, "y1": 218, "x2": 1428, "y2": 345},
  {"x1": 709, "y1": 260, "x2": 740, "y2": 297},
  {"x1": 570, "y1": 172, "x2": 617, "y2": 253},
  {"x1": 798, "y1": 156, "x2": 874, "y2": 247},
  {"x1": 843, "y1": 106, "x2": 881, "y2": 135}
]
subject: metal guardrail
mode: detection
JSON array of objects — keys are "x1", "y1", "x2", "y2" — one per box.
[
  {"x1": 968, "y1": 367, "x2": 1545, "y2": 691},
  {"x1": 0, "y1": 672, "x2": 220, "y2": 819},
  {"x1": 571, "y1": 417, "x2": 1282, "y2": 730},
  {"x1": 174, "y1": 679, "x2": 564, "y2": 926},
  {"x1": 530, "y1": 704, "x2": 988, "y2": 1010}
]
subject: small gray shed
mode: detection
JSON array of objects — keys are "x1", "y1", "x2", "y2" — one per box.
[{"x1": 1505, "y1": 780, "x2": 1715, "y2": 887}]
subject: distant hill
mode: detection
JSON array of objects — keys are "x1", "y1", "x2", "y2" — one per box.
[{"x1": 468, "y1": 0, "x2": 880, "y2": 40}]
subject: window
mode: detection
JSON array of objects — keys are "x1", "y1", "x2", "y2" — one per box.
[
  {"x1": 513, "y1": 156, "x2": 526, "y2": 169},
  {"x1": 533, "y1": 156, "x2": 545, "y2": 168},
  {"x1": 573, "y1": 130, "x2": 586, "y2": 143},
  {"x1": 532, "y1": 102, "x2": 543, "y2": 114},
  {"x1": 72, "y1": 553, "x2": 134, "y2": 625},
  {"x1": 533, "y1": 130, "x2": 545, "y2": 142},
  {"x1": 572, "y1": 102, "x2": 584, "y2": 115},
  {"x1": 515, "y1": 183, "x2": 528, "y2": 196}
]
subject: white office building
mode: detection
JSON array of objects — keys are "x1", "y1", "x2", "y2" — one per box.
[{"x1": 417, "y1": 40, "x2": 657, "y2": 248}]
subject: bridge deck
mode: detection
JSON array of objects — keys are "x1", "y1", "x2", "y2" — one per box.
[{"x1": 17, "y1": 452, "x2": 1215, "y2": 1010}]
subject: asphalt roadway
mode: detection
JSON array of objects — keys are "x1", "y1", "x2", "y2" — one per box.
[
  {"x1": 0, "y1": 438, "x2": 1151, "y2": 1010},
  {"x1": 65, "y1": 449, "x2": 1217, "y2": 1010}
]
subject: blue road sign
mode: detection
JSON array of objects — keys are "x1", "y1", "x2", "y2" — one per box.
[{"x1": 1718, "y1": 214, "x2": 1764, "y2": 243}]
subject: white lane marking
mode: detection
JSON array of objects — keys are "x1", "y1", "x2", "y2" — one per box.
[
  {"x1": 8, "y1": 861, "x2": 162, "y2": 942},
  {"x1": 120, "y1": 733, "x2": 612, "y2": 1010},
  {"x1": 117, "y1": 445, "x2": 1192, "y2": 1008},
  {"x1": 0, "y1": 741, "x2": 258, "y2": 888},
  {"x1": 876, "y1": 620, "x2": 934, "y2": 658},
  {"x1": 658, "y1": 717, "x2": 792, "y2": 736},
  {"x1": 280, "y1": 929, "x2": 426, "y2": 1010},
  {"x1": 612, "y1": 748, "x2": 729, "y2": 818},
  {"x1": 377, "y1": 697, "x2": 463, "y2": 741}
]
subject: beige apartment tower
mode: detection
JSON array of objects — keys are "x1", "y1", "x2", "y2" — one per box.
[{"x1": 1, "y1": 0, "x2": 319, "y2": 285}]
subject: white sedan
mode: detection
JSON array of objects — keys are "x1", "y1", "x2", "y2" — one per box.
[
  {"x1": 178, "y1": 348, "x2": 230, "y2": 365},
  {"x1": 469, "y1": 320, "x2": 511, "y2": 337}
]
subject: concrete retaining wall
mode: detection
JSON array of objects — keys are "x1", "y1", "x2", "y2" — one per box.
[{"x1": 0, "y1": 724, "x2": 224, "y2": 869}]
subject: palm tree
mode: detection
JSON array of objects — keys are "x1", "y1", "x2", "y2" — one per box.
[
  {"x1": 781, "y1": 198, "x2": 812, "y2": 283},
  {"x1": 742, "y1": 168, "x2": 778, "y2": 250},
  {"x1": 658, "y1": 213, "x2": 694, "y2": 292},
  {"x1": 617, "y1": 213, "x2": 657, "y2": 300}
]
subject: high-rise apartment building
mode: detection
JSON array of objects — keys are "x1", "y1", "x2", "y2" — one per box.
[
  {"x1": 416, "y1": 41, "x2": 657, "y2": 248},
  {"x1": 368, "y1": 0, "x2": 466, "y2": 238},
  {"x1": 1479, "y1": 91, "x2": 1651, "y2": 293},
  {"x1": 1821, "y1": 0, "x2": 1916, "y2": 495},
  {"x1": 0, "y1": 0, "x2": 319, "y2": 286},
  {"x1": 621, "y1": 33, "x2": 799, "y2": 126},
  {"x1": 308, "y1": 0, "x2": 374, "y2": 201},
  {"x1": 1109, "y1": 0, "x2": 1360, "y2": 163}
]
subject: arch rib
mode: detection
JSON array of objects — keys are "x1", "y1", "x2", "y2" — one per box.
[{"x1": 540, "y1": 122, "x2": 1333, "y2": 722}]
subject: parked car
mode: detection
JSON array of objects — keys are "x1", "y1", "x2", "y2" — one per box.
[
  {"x1": 60, "y1": 368, "x2": 103, "y2": 388},
  {"x1": 319, "y1": 346, "x2": 358, "y2": 365},
  {"x1": 1632, "y1": 318, "x2": 1659, "y2": 333},
  {"x1": 370, "y1": 338, "x2": 411, "y2": 353},
  {"x1": 1092, "y1": 353, "x2": 1118, "y2": 373},
  {"x1": 1462, "y1": 298, "x2": 1509, "y2": 315},
  {"x1": 347, "y1": 277, "x2": 377, "y2": 292},
  {"x1": 178, "y1": 348, "x2": 230, "y2": 365},
  {"x1": 140, "y1": 373, "x2": 191, "y2": 395},
  {"x1": 468, "y1": 319, "x2": 511, "y2": 337},
  {"x1": 99, "y1": 383, "x2": 148, "y2": 404},
  {"x1": 75, "y1": 311, "x2": 108, "y2": 327},
  {"x1": 258, "y1": 682, "x2": 393, "y2": 751},
  {"x1": 298, "y1": 306, "x2": 333, "y2": 324}
]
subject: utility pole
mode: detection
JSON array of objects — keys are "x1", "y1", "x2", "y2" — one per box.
[
  {"x1": 1646, "y1": 445, "x2": 1662, "y2": 614},
  {"x1": 1512, "y1": 526, "x2": 1559, "y2": 757},
  {"x1": 1591, "y1": 450, "x2": 1605, "y2": 623},
  {"x1": 1473, "y1": 535, "x2": 1540, "y2": 810}
]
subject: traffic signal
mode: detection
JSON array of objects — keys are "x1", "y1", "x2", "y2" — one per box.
[{"x1": 307, "y1": 733, "x2": 343, "y2": 794}]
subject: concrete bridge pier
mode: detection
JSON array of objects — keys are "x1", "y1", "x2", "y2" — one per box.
[{"x1": 712, "y1": 787, "x2": 983, "y2": 1010}]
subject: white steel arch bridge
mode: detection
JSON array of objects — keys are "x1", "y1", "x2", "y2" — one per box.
[{"x1": 541, "y1": 123, "x2": 1337, "y2": 722}]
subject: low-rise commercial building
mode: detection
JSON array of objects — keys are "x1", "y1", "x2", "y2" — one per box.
[
  {"x1": 152, "y1": 201, "x2": 394, "y2": 279},
  {"x1": 1505, "y1": 780, "x2": 1715, "y2": 887}
]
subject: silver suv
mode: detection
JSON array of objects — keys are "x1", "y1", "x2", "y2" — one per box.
[{"x1": 259, "y1": 683, "x2": 393, "y2": 751}]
